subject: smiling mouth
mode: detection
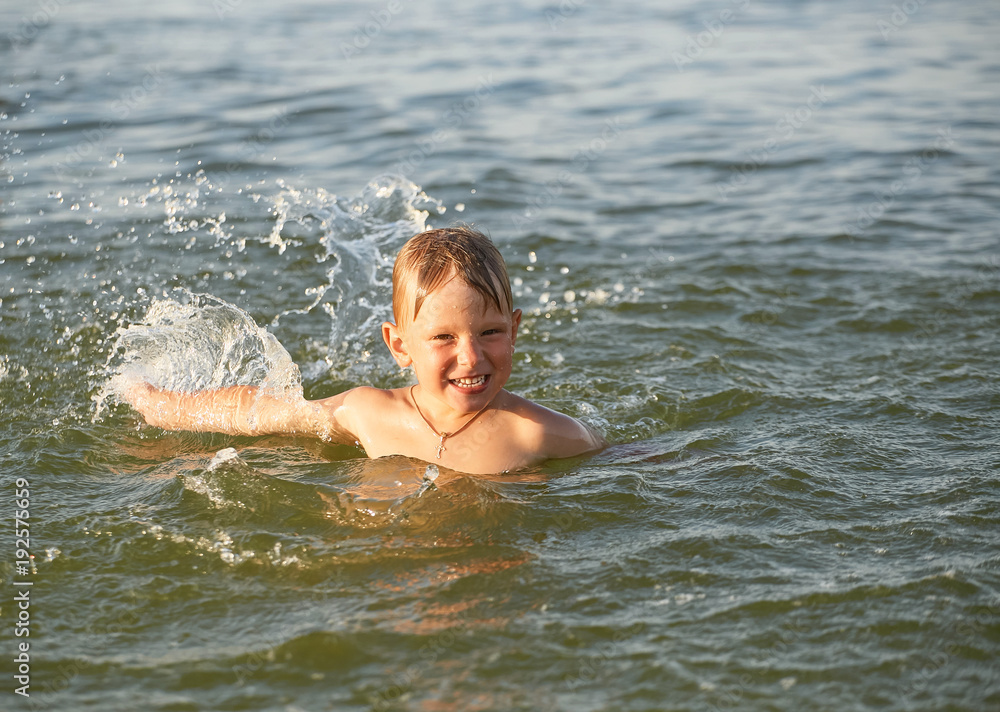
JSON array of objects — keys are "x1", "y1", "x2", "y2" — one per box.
[{"x1": 449, "y1": 374, "x2": 489, "y2": 389}]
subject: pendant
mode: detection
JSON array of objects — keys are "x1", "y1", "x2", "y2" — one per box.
[{"x1": 436, "y1": 433, "x2": 448, "y2": 459}]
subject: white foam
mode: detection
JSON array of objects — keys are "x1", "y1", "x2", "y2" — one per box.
[{"x1": 208, "y1": 448, "x2": 240, "y2": 470}]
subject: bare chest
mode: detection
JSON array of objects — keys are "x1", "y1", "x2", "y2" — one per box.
[{"x1": 359, "y1": 413, "x2": 532, "y2": 475}]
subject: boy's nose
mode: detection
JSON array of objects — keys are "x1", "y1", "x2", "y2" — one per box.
[{"x1": 457, "y1": 337, "x2": 484, "y2": 367}]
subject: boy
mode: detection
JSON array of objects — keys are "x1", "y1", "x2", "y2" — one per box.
[{"x1": 126, "y1": 226, "x2": 604, "y2": 475}]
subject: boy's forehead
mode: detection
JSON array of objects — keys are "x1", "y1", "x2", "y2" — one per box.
[
  {"x1": 401, "y1": 274, "x2": 508, "y2": 327},
  {"x1": 420, "y1": 276, "x2": 488, "y2": 313}
]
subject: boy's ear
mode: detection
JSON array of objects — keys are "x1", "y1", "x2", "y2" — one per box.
[
  {"x1": 382, "y1": 321, "x2": 412, "y2": 368},
  {"x1": 511, "y1": 309, "x2": 522, "y2": 346}
]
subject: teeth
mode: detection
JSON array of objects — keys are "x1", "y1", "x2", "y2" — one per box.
[{"x1": 452, "y1": 375, "x2": 487, "y2": 386}]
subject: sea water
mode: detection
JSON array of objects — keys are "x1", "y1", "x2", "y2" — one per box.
[{"x1": 1, "y1": 0, "x2": 998, "y2": 710}]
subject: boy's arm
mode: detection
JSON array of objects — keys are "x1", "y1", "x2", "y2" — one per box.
[
  {"x1": 517, "y1": 399, "x2": 606, "y2": 461},
  {"x1": 544, "y1": 416, "x2": 606, "y2": 460},
  {"x1": 125, "y1": 382, "x2": 355, "y2": 443}
]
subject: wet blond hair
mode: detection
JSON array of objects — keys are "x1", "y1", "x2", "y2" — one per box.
[{"x1": 392, "y1": 226, "x2": 513, "y2": 328}]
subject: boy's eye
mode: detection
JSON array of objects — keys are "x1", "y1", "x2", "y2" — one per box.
[
  {"x1": 482, "y1": 328, "x2": 502, "y2": 336},
  {"x1": 432, "y1": 334, "x2": 454, "y2": 341}
]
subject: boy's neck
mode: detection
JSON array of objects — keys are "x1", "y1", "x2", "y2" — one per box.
[
  {"x1": 409, "y1": 385, "x2": 495, "y2": 459},
  {"x1": 410, "y1": 385, "x2": 504, "y2": 429}
]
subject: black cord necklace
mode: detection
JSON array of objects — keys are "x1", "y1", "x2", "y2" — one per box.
[{"x1": 409, "y1": 385, "x2": 492, "y2": 459}]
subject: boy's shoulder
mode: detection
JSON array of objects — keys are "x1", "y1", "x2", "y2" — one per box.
[
  {"x1": 340, "y1": 385, "x2": 400, "y2": 404},
  {"x1": 499, "y1": 391, "x2": 605, "y2": 460},
  {"x1": 338, "y1": 385, "x2": 412, "y2": 418},
  {"x1": 316, "y1": 384, "x2": 405, "y2": 429}
]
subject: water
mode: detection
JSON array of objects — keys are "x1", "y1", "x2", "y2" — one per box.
[{"x1": 2, "y1": 0, "x2": 999, "y2": 710}]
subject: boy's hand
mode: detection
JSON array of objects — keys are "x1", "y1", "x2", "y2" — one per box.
[
  {"x1": 120, "y1": 380, "x2": 154, "y2": 421},
  {"x1": 121, "y1": 381, "x2": 195, "y2": 431}
]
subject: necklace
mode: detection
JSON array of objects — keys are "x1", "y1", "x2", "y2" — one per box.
[{"x1": 409, "y1": 385, "x2": 492, "y2": 459}]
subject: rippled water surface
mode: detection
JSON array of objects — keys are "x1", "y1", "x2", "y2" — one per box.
[{"x1": 2, "y1": 0, "x2": 999, "y2": 710}]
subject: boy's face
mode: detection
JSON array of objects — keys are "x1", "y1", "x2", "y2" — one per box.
[{"x1": 383, "y1": 273, "x2": 521, "y2": 416}]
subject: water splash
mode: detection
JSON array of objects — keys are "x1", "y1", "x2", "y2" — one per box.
[
  {"x1": 267, "y1": 176, "x2": 444, "y2": 383},
  {"x1": 96, "y1": 176, "x2": 445, "y2": 415},
  {"x1": 209, "y1": 447, "x2": 241, "y2": 469},
  {"x1": 414, "y1": 464, "x2": 440, "y2": 498},
  {"x1": 98, "y1": 291, "x2": 302, "y2": 414},
  {"x1": 267, "y1": 176, "x2": 442, "y2": 256}
]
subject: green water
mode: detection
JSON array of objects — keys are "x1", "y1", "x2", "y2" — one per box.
[{"x1": 2, "y1": 0, "x2": 999, "y2": 710}]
